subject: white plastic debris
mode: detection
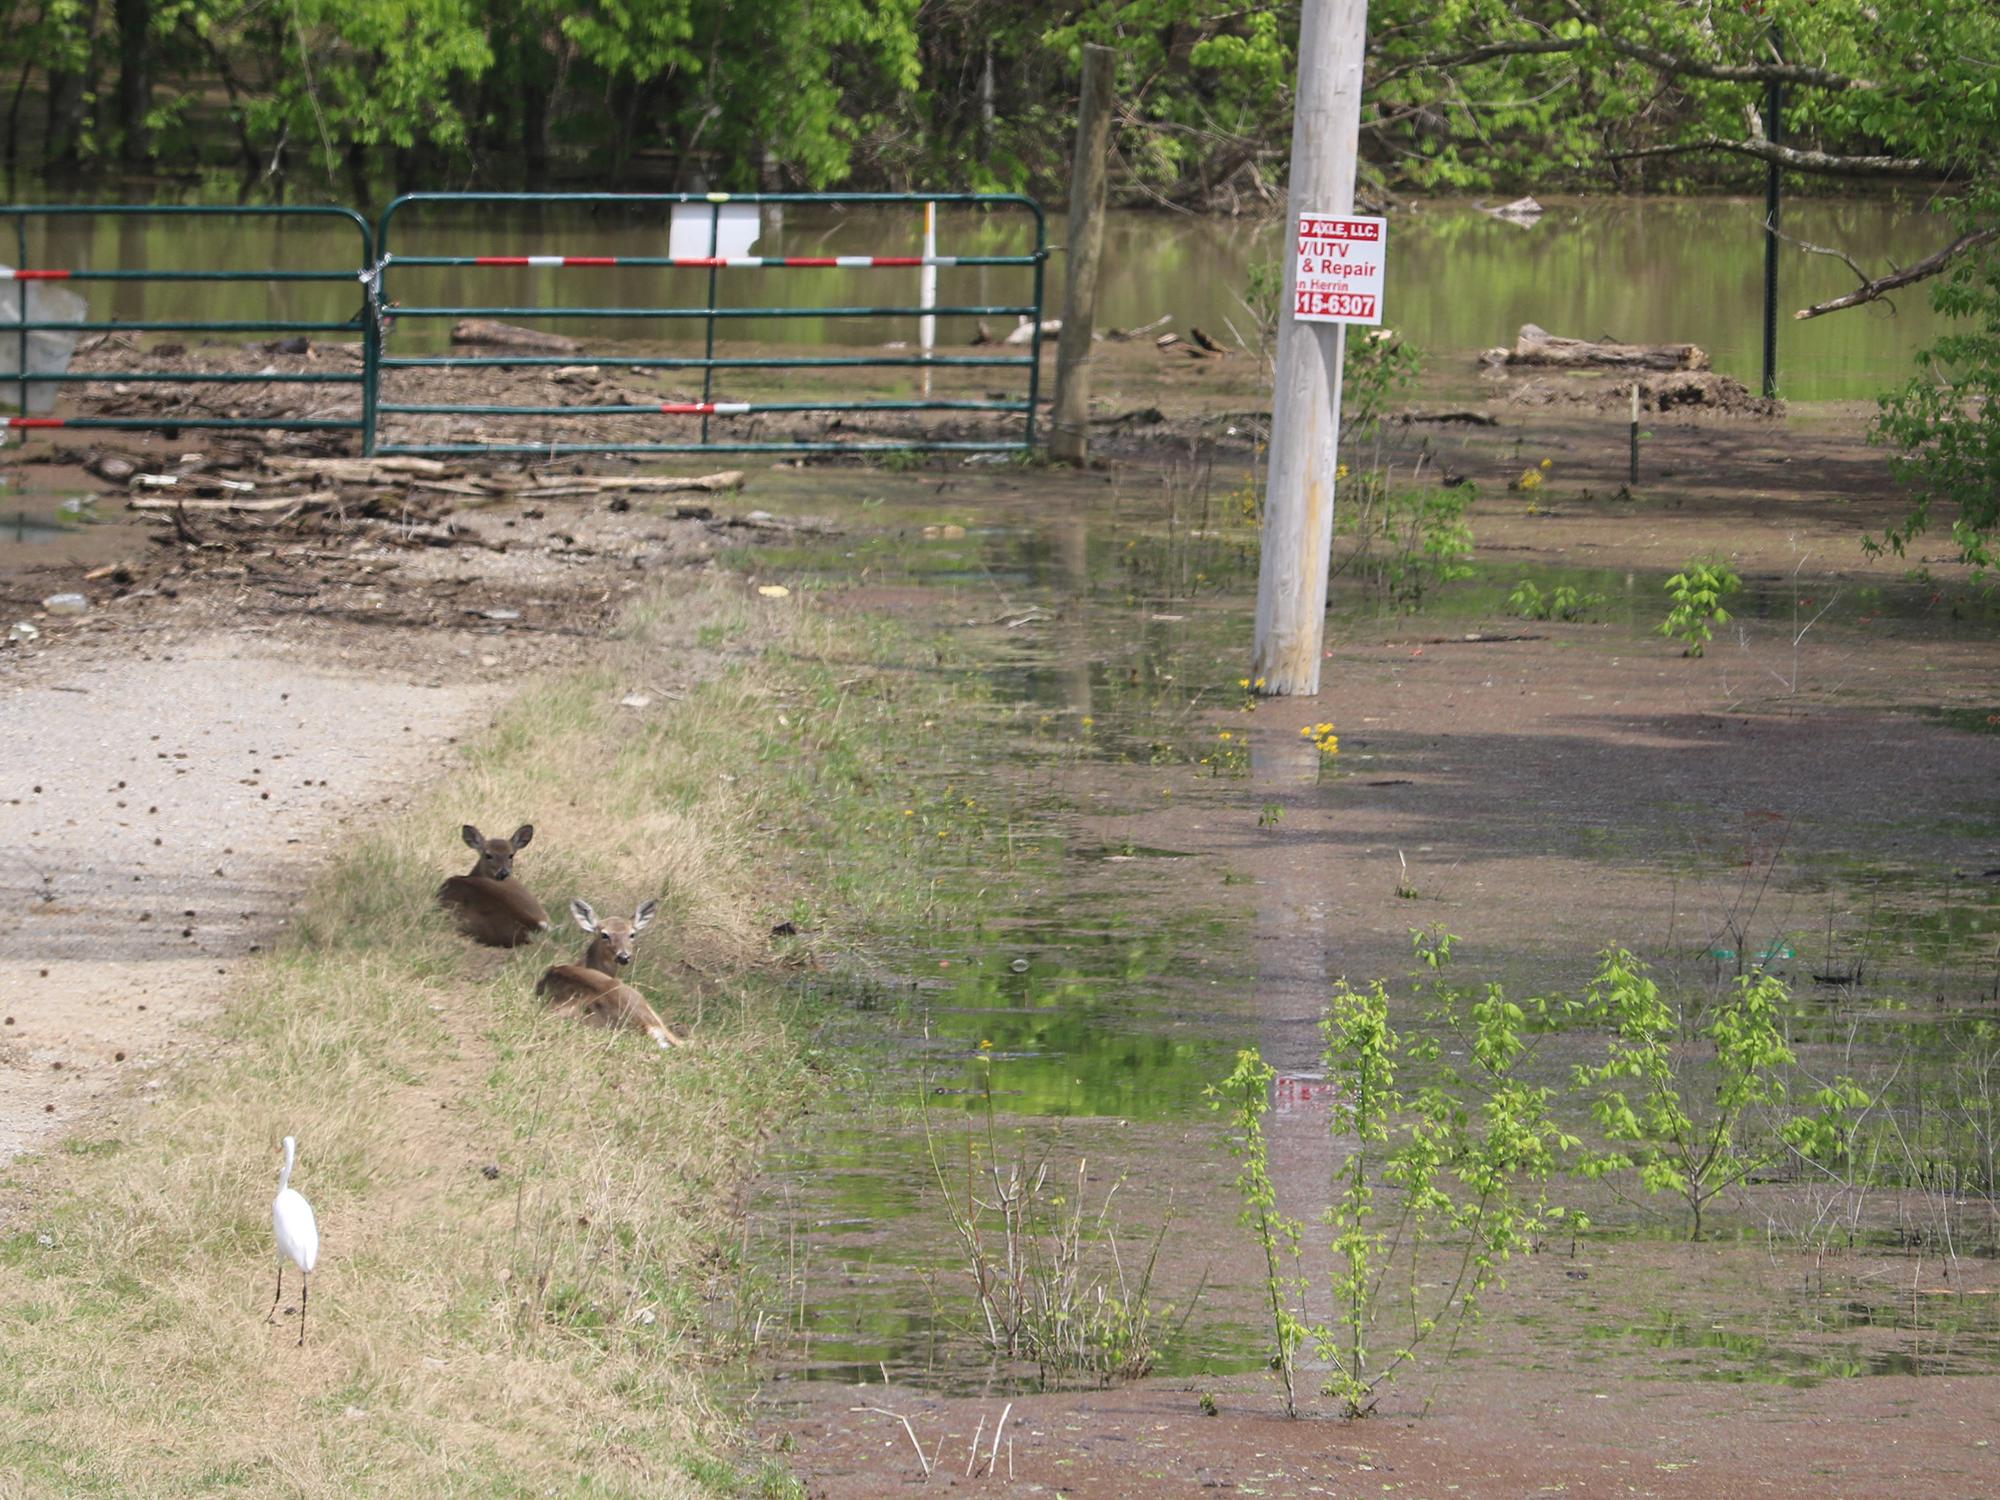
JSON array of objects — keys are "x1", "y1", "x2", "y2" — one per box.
[{"x1": 0, "y1": 271, "x2": 88, "y2": 415}]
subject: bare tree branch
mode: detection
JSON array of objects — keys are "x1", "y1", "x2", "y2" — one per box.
[
  {"x1": 1377, "y1": 27, "x2": 1877, "y2": 93},
  {"x1": 1794, "y1": 227, "x2": 2000, "y2": 320},
  {"x1": 1603, "y1": 36, "x2": 1877, "y2": 92},
  {"x1": 1605, "y1": 135, "x2": 1934, "y2": 177},
  {"x1": 1770, "y1": 223, "x2": 1873, "y2": 287},
  {"x1": 1373, "y1": 37, "x2": 1582, "y2": 87}
]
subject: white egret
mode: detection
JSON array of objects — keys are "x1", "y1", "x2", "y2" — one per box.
[{"x1": 267, "y1": 1135, "x2": 320, "y2": 1347}]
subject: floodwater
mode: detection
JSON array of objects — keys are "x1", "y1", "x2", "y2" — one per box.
[
  {"x1": 738, "y1": 456, "x2": 2000, "y2": 1404},
  {"x1": 1, "y1": 195, "x2": 1955, "y2": 399}
]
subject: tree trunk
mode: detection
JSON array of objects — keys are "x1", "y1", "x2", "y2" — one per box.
[
  {"x1": 520, "y1": 80, "x2": 550, "y2": 189},
  {"x1": 113, "y1": 0, "x2": 150, "y2": 163},
  {"x1": 43, "y1": 0, "x2": 103, "y2": 170}
]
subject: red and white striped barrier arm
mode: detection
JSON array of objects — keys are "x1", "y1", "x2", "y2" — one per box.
[
  {"x1": 0, "y1": 268, "x2": 71, "y2": 280},
  {"x1": 657, "y1": 402, "x2": 753, "y2": 416},
  {"x1": 3, "y1": 417, "x2": 66, "y2": 428}
]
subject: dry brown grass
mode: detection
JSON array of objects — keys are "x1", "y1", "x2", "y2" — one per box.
[{"x1": 0, "y1": 578, "x2": 912, "y2": 1498}]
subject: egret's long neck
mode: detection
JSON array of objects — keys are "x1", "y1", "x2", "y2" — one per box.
[{"x1": 279, "y1": 1140, "x2": 296, "y2": 1192}]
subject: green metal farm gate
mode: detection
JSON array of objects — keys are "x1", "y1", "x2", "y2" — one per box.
[{"x1": 2, "y1": 193, "x2": 1049, "y2": 459}]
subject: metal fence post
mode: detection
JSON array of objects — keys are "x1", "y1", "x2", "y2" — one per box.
[
  {"x1": 13, "y1": 212, "x2": 26, "y2": 424},
  {"x1": 701, "y1": 198, "x2": 721, "y2": 446}
]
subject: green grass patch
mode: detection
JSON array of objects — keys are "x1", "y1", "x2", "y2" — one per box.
[{"x1": 0, "y1": 576, "x2": 1013, "y2": 1496}]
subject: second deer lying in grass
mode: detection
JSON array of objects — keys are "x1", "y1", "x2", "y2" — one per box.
[
  {"x1": 437, "y1": 823, "x2": 550, "y2": 947},
  {"x1": 536, "y1": 898, "x2": 686, "y2": 1049}
]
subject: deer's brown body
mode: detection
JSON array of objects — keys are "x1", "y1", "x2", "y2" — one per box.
[
  {"x1": 537, "y1": 899, "x2": 684, "y2": 1049},
  {"x1": 437, "y1": 824, "x2": 550, "y2": 947}
]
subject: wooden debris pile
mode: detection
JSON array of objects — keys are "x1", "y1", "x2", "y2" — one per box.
[{"x1": 65, "y1": 448, "x2": 748, "y2": 555}]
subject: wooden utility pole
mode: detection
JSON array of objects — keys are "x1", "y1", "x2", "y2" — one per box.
[
  {"x1": 1252, "y1": 0, "x2": 1370, "y2": 695},
  {"x1": 1050, "y1": 44, "x2": 1116, "y2": 464}
]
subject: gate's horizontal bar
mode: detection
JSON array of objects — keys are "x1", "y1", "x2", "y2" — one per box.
[
  {"x1": 389, "y1": 255, "x2": 1036, "y2": 270},
  {"x1": 383, "y1": 304, "x2": 1035, "y2": 321},
  {"x1": 373, "y1": 438, "x2": 1027, "y2": 456},
  {"x1": 380, "y1": 190, "x2": 1039, "y2": 206},
  {"x1": 31, "y1": 371, "x2": 361, "y2": 385},
  {"x1": 7, "y1": 320, "x2": 362, "y2": 334},
  {"x1": 1, "y1": 268, "x2": 361, "y2": 282},
  {"x1": 378, "y1": 354, "x2": 1032, "y2": 371},
  {"x1": 376, "y1": 398, "x2": 1028, "y2": 417},
  {"x1": 7, "y1": 416, "x2": 361, "y2": 430}
]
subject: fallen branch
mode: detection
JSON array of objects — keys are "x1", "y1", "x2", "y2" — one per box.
[
  {"x1": 129, "y1": 491, "x2": 335, "y2": 513},
  {"x1": 524, "y1": 471, "x2": 746, "y2": 495},
  {"x1": 265, "y1": 456, "x2": 453, "y2": 480},
  {"x1": 450, "y1": 319, "x2": 583, "y2": 353},
  {"x1": 1397, "y1": 408, "x2": 1499, "y2": 426},
  {"x1": 851, "y1": 1407, "x2": 932, "y2": 1477}
]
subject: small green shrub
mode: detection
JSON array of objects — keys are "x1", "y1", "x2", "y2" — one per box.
[
  {"x1": 1509, "y1": 579, "x2": 1605, "y2": 622},
  {"x1": 1572, "y1": 948, "x2": 1869, "y2": 1240},
  {"x1": 1660, "y1": 560, "x2": 1740, "y2": 656}
]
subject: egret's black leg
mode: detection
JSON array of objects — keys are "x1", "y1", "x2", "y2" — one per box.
[
  {"x1": 266, "y1": 1263, "x2": 284, "y2": 1323},
  {"x1": 297, "y1": 1273, "x2": 308, "y2": 1347}
]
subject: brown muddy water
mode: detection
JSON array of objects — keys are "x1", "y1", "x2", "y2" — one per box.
[
  {"x1": 733, "y1": 452, "x2": 2000, "y2": 1412},
  {"x1": 1, "y1": 195, "x2": 1955, "y2": 399}
]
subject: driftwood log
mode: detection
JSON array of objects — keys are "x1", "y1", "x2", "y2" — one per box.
[
  {"x1": 1487, "y1": 323, "x2": 1709, "y2": 372},
  {"x1": 129, "y1": 492, "x2": 336, "y2": 513},
  {"x1": 450, "y1": 319, "x2": 584, "y2": 354},
  {"x1": 1003, "y1": 318, "x2": 1061, "y2": 345}
]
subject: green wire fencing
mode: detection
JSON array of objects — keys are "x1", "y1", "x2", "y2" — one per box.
[
  {"x1": 367, "y1": 191, "x2": 1048, "y2": 458},
  {"x1": 2, "y1": 204, "x2": 375, "y2": 441}
]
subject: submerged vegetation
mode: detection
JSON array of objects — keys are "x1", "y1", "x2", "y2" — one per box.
[{"x1": 1216, "y1": 927, "x2": 2000, "y2": 1418}]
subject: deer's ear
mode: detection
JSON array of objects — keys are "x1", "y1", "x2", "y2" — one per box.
[
  {"x1": 510, "y1": 824, "x2": 535, "y2": 850},
  {"x1": 462, "y1": 824, "x2": 485, "y2": 850},
  {"x1": 570, "y1": 899, "x2": 599, "y2": 934},
  {"x1": 632, "y1": 899, "x2": 659, "y2": 933}
]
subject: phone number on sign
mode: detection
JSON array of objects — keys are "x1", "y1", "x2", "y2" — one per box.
[{"x1": 1295, "y1": 290, "x2": 1376, "y2": 318}]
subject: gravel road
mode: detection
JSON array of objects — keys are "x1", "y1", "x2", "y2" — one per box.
[{"x1": 0, "y1": 634, "x2": 490, "y2": 1159}]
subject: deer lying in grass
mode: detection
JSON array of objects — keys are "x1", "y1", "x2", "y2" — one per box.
[
  {"x1": 436, "y1": 823, "x2": 551, "y2": 947},
  {"x1": 536, "y1": 898, "x2": 685, "y2": 1049}
]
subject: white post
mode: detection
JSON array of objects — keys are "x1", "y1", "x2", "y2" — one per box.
[
  {"x1": 1252, "y1": 0, "x2": 1370, "y2": 696},
  {"x1": 920, "y1": 201, "x2": 938, "y2": 398}
]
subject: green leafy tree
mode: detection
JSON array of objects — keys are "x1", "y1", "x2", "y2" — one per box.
[
  {"x1": 1573, "y1": 949, "x2": 1868, "y2": 1241},
  {"x1": 1871, "y1": 231, "x2": 2000, "y2": 571}
]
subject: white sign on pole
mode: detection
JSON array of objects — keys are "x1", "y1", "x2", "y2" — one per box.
[{"x1": 1292, "y1": 213, "x2": 1385, "y2": 325}]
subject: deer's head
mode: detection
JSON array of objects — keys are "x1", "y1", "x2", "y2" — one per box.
[
  {"x1": 462, "y1": 823, "x2": 534, "y2": 882},
  {"x1": 571, "y1": 897, "x2": 659, "y2": 968}
]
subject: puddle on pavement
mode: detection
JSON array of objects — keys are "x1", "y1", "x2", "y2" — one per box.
[
  {"x1": 0, "y1": 474, "x2": 154, "y2": 592},
  {"x1": 744, "y1": 463, "x2": 2000, "y2": 1401}
]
